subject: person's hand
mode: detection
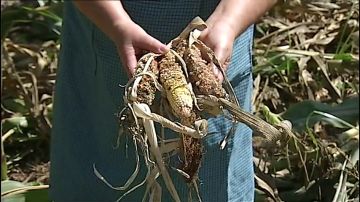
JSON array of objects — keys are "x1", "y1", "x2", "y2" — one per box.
[
  {"x1": 113, "y1": 21, "x2": 169, "y2": 77},
  {"x1": 72, "y1": 1, "x2": 169, "y2": 77},
  {"x1": 199, "y1": 23, "x2": 236, "y2": 83}
]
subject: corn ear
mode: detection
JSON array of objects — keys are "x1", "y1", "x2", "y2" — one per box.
[
  {"x1": 172, "y1": 37, "x2": 227, "y2": 98},
  {"x1": 158, "y1": 52, "x2": 193, "y2": 118},
  {"x1": 134, "y1": 55, "x2": 159, "y2": 105}
]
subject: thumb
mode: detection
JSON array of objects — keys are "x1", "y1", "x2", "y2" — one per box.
[{"x1": 137, "y1": 34, "x2": 169, "y2": 54}]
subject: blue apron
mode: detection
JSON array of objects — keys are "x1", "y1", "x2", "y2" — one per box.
[{"x1": 50, "y1": 1, "x2": 254, "y2": 201}]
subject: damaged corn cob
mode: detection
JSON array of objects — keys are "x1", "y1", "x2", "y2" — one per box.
[
  {"x1": 183, "y1": 42, "x2": 226, "y2": 98},
  {"x1": 179, "y1": 112, "x2": 203, "y2": 183},
  {"x1": 105, "y1": 16, "x2": 249, "y2": 202},
  {"x1": 158, "y1": 51, "x2": 193, "y2": 118},
  {"x1": 132, "y1": 55, "x2": 159, "y2": 105},
  {"x1": 170, "y1": 32, "x2": 228, "y2": 183}
]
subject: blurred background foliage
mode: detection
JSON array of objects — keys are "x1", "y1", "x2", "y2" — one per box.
[{"x1": 1, "y1": 0, "x2": 358, "y2": 201}]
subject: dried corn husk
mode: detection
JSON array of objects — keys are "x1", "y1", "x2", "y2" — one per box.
[{"x1": 95, "y1": 16, "x2": 291, "y2": 202}]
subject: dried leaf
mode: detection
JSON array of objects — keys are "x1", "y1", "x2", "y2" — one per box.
[{"x1": 313, "y1": 55, "x2": 342, "y2": 100}]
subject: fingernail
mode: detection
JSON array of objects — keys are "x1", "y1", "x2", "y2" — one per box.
[
  {"x1": 212, "y1": 64, "x2": 220, "y2": 75},
  {"x1": 218, "y1": 74, "x2": 224, "y2": 83},
  {"x1": 212, "y1": 65, "x2": 223, "y2": 82},
  {"x1": 160, "y1": 45, "x2": 169, "y2": 53},
  {"x1": 128, "y1": 67, "x2": 135, "y2": 77}
]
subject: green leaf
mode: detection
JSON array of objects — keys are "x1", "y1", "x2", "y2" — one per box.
[
  {"x1": 309, "y1": 111, "x2": 356, "y2": 128},
  {"x1": 2, "y1": 99, "x2": 28, "y2": 114},
  {"x1": 261, "y1": 105, "x2": 283, "y2": 125},
  {"x1": 333, "y1": 53, "x2": 353, "y2": 62},
  {"x1": 1, "y1": 180, "x2": 50, "y2": 202},
  {"x1": 2, "y1": 180, "x2": 26, "y2": 202},
  {"x1": 1, "y1": 7, "x2": 28, "y2": 40},
  {"x1": 282, "y1": 97, "x2": 359, "y2": 132},
  {"x1": 22, "y1": 6, "x2": 62, "y2": 22},
  {"x1": 253, "y1": 52, "x2": 298, "y2": 76},
  {"x1": 23, "y1": 188, "x2": 49, "y2": 202},
  {"x1": 3, "y1": 117, "x2": 28, "y2": 128},
  {"x1": 1, "y1": 4, "x2": 63, "y2": 41}
]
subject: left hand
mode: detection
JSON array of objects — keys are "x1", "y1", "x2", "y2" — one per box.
[{"x1": 199, "y1": 22, "x2": 236, "y2": 83}]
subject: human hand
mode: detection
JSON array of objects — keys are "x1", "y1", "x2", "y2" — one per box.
[
  {"x1": 113, "y1": 21, "x2": 169, "y2": 77},
  {"x1": 72, "y1": 1, "x2": 169, "y2": 77},
  {"x1": 199, "y1": 23, "x2": 236, "y2": 83}
]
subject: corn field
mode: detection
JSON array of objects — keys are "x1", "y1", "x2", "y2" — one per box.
[{"x1": 1, "y1": 0, "x2": 359, "y2": 201}]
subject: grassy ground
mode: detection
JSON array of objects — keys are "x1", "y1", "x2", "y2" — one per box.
[{"x1": 1, "y1": 0, "x2": 359, "y2": 201}]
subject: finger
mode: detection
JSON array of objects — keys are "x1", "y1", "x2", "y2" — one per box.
[
  {"x1": 135, "y1": 49, "x2": 147, "y2": 60},
  {"x1": 223, "y1": 56, "x2": 231, "y2": 70},
  {"x1": 137, "y1": 34, "x2": 169, "y2": 54},
  {"x1": 213, "y1": 47, "x2": 231, "y2": 83},
  {"x1": 212, "y1": 64, "x2": 224, "y2": 83},
  {"x1": 118, "y1": 46, "x2": 137, "y2": 77}
]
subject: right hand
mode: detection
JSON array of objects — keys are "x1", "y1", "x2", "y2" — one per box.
[
  {"x1": 200, "y1": 22, "x2": 236, "y2": 83},
  {"x1": 113, "y1": 21, "x2": 169, "y2": 77}
]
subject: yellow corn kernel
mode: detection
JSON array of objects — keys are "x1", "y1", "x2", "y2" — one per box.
[{"x1": 159, "y1": 52, "x2": 193, "y2": 118}]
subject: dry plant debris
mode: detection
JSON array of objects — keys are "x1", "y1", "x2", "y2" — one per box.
[
  {"x1": 252, "y1": 1, "x2": 359, "y2": 201},
  {"x1": 92, "y1": 17, "x2": 293, "y2": 202}
]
